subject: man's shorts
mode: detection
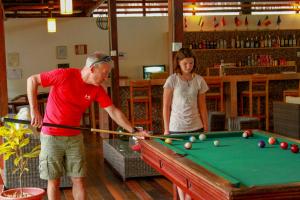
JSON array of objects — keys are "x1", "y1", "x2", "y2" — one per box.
[{"x1": 39, "y1": 133, "x2": 86, "y2": 180}]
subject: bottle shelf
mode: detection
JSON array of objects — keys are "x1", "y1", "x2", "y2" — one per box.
[{"x1": 192, "y1": 46, "x2": 300, "y2": 52}]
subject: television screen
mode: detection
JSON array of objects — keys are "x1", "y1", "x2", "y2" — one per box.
[{"x1": 143, "y1": 65, "x2": 166, "y2": 79}]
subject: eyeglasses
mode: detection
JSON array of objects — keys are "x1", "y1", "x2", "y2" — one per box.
[{"x1": 89, "y1": 55, "x2": 112, "y2": 67}]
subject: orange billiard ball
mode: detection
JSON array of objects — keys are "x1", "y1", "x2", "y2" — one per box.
[{"x1": 268, "y1": 137, "x2": 276, "y2": 145}]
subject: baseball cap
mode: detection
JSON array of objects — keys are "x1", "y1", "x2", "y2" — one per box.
[{"x1": 85, "y1": 52, "x2": 112, "y2": 68}]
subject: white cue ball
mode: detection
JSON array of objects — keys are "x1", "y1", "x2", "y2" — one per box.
[
  {"x1": 189, "y1": 136, "x2": 196, "y2": 143},
  {"x1": 199, "y1": 133, "x2": 207, "y2": 141},
  {"x1": 213, "y1": 140, "x2": 220, "y2": 147},
  {"x1": 184, "y1": 142, "x2": 192, "y2": 149}
]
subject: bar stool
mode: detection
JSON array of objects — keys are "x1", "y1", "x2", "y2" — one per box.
[
  {"x1": 240, "y1": 75, "x2": 269, "y2": 130},
  {"x1": 127, "y1": 80, "x2": 152, "y2": 130},
  {"x1": 205, "y1": 77, "x2": 224, "y2": 112}
]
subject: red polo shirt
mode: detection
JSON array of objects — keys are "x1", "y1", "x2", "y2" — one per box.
[{"x1": 40, "y1": 68, "x2": 112, "y2": 136}]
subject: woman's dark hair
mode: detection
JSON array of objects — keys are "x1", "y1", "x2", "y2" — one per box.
[{"x1": 173, "y1": 48, "x2": 197, "y2": 74}]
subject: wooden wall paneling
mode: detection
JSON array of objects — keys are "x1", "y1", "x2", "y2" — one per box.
[
  {"x1": 0, "y1": 3, "x2": 8, "y2": 118},
  {"x1": 168, "y1": 0, "x2": 183, "y2": 74},
  {"x1": 108, "y1": 0, "x2": 120, "y2": 130}
]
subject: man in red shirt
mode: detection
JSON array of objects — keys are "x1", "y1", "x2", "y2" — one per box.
[{"x1": 27, "y1": 52, "x2": 138, "y2": 200}]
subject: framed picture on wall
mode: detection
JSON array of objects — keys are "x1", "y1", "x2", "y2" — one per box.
[
  {"x1": 56, "y1": 46, "x2": 67, "y2": 59},
  {"x1": 7, "y1": 52, "x2": 20, "y2": 67},
  {"x1": 75, "y1": 44, "x2": 87, "y2": 55}
]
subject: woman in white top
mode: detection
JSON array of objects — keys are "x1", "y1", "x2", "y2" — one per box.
[{"x1": 163, "y1": 48, "x2": 209, "y2": 200}]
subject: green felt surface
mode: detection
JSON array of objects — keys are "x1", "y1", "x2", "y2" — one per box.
[{"x1": 156, "y1": 131, "x2": 300, "y2": 187}]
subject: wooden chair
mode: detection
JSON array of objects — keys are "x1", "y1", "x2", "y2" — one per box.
[
  {"x1": 205, "y1": 77, "x2": 224, "y2": 112},
  {"x1": 240, "y1": 75, "x2": 269, "y2": 130},
  {"x1": 127, "y1": 80, "x2": 152, "y2": 130}
]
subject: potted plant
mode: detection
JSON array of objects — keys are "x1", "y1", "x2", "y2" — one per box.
[{"x1": 0, "y1": 118, "x2": 45, "y2": 200}]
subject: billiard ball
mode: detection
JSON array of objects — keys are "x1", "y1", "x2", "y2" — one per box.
[
  {"x1": 189, "y1": 136, "x2": 196, "y2": 143},
  {"x1": 268, "y1": 137, "x2": 276, "y2": 145},
  {"x1": 258, "y1": 140, "x2": 266, "y2": 148},
  {"x1": 213, "y1": 140, "x2": 220, "y2": 147},
  {"x1": 199, "y1": 134, "x2": 206, "y2": 141},
  {"x1": 242, "y1": 132, "x2": 249, "y2": 139},
  {"x1": 244, "y1": 129, "x2": 253, "y2": 137},
  {"x1": 290, "y1": 144, "x2": 299, "y2": 153},
  {"x1": 184, "y1": 142, "x2": 192, "y2": 149},
  {"x1": 280, "y1": 142, "x2": 289, "y2": 150},
  {"x1": 165, "y1": 138, "x2": 172, "y2": 144}
]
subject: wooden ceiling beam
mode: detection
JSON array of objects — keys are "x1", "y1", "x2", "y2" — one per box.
[{"x1": 84, "y1": 0, "x2": 106, "y2": 16}]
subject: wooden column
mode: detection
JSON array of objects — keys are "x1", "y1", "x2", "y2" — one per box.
[
  {"x1": 108, "y1": 0, "x2": 120, "y2": 130},
  {"x1": 0, "y1": 4, "x2": 8, "y2": 118},
  {"x1": 168, "y1": 0, "x2": 183, "y2": 74}
]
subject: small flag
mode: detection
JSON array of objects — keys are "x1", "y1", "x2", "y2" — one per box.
[
  {"x1": 245, "y1": 16, "x2": 248, "y2": 26},
  {"x1": 262, "y1": 16, "x2": 271, "y2": 26},
  {"x1": 184, "y1": 16, "x2": 187, "y2": 28},
  {"x1": 277, "y1": 15, "x2": 282, "y2": 26},
  {"x1": 220, "y1": 16, "x2": 226, "y2": 27},
  {"x1": 234, "y1": 16, "x2": 241, "y2": 27},
  {"x1": 213, "y1": 16, "x2": 219, "y2": 28},
  {"x1": 257, "y1": 19, "x2": 261, "y2": 26}
]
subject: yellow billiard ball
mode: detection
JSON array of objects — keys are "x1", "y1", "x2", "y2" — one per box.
[{"x1": 165, "y1": 138, "x2": 172, "y2": 144}]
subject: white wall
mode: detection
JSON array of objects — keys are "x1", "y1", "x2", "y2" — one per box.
[{"x1": 5, "y1": 17, "x2": 168, "y2": 98}]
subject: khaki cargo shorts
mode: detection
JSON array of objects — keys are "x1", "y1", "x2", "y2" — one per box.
[{"x1": 39, "y1": 133, "x2": 86, "y2": 180}]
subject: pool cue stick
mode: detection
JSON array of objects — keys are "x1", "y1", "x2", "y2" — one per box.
[
  {"x1": 90, "y1": 128, "x2": 183, "y2": 140},
  {"x1": 1, "y1": 117, "x2": 183, "y2": 141}
]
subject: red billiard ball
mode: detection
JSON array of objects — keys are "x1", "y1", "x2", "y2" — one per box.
[
  {"x1": 258, "y1": 140, "x2": 266, "y2": 148},
  {"x1": 245, "y1": 129, "x2": 253, "y2": 137},
  {"x1": 280, "y1": 142, "x2": 289, "y2": 150},
  {"x1": 268, "y1": 137, "x2": 276, "y2": 145},
  {"x1": 184, "y1": 142, "x2": 192, "y2": 150},
  {"x1": 291, "y1": 144, "x2": 299, "y2": 153}
]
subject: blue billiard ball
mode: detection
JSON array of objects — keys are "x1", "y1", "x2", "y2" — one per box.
[
  {"x1": 258, "y1": 140, "x2": 266, "y2": 148},
  {"x1": 189, "y1": 136, "x2": 196, "y2": 143}
]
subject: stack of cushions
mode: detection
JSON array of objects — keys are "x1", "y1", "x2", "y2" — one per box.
[{"x1": 286, "y1": 96, "x2": 300, "y2": 105}]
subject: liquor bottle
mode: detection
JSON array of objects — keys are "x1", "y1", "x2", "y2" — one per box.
[
  {"x1": 264, "y1": 35, "x2": 268, "y2": 48},
  {"x1": 245, "y1": 37, "x2": 250, "y2": 48},
  {"x1": 289, "y1": 35, "x2": 293, "y2": 47},
  {"x1": 189, "y1": 41, "x2": 193, "y2": 49},
  {"x1": 250, "y1": 37, "x2": 254, "y2": 48},
  {"x1": 260, "y1": 36, "x2": 265, "y2": 48},
  {"x1": 293, "y1": 34, "x2": 297, "y2": 47},
  {"x1": 280, "y1": 36, "x2": 285, "y2": 47},
  {"x1": 276, "y1": 35, "x2": 280, "y2": 48},
  {"x1": 268, "y1": 34, "x2": 272, "y2": 48},
  {"x1": 285, "y1": 36, "x2": 289, "y2": 47},
  {"x1": 223, "y1": 39, "x2": 227, "y2": 49},
  {"x1": 240, "y1": 38, "x2": 244, "y2": 48},
  {"x1": 231, "y1": 37, "x2": 236, "y2": 48},
  {"x1": 255, "y1": 36, "x2": 259, "y2": 48},
  {"x1": 236, "y1": 36, "x2": 240, "y2": 48}
]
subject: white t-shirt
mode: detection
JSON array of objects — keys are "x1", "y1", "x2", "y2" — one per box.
[{"x1": 163, "y1": 74, "x2": 209, "y2": 132}]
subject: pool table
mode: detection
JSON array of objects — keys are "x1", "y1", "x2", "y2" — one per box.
[{"x1": 140, "y1": 130, "x2": 300, "y2": 200}]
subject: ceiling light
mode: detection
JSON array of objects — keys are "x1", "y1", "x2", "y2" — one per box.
[
  {"x1": 47, "y1": 18, "x2": 56, "y2": 33},
  {"x1": 60, "y1": 0, "x2": 73, "y2": 15}
]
